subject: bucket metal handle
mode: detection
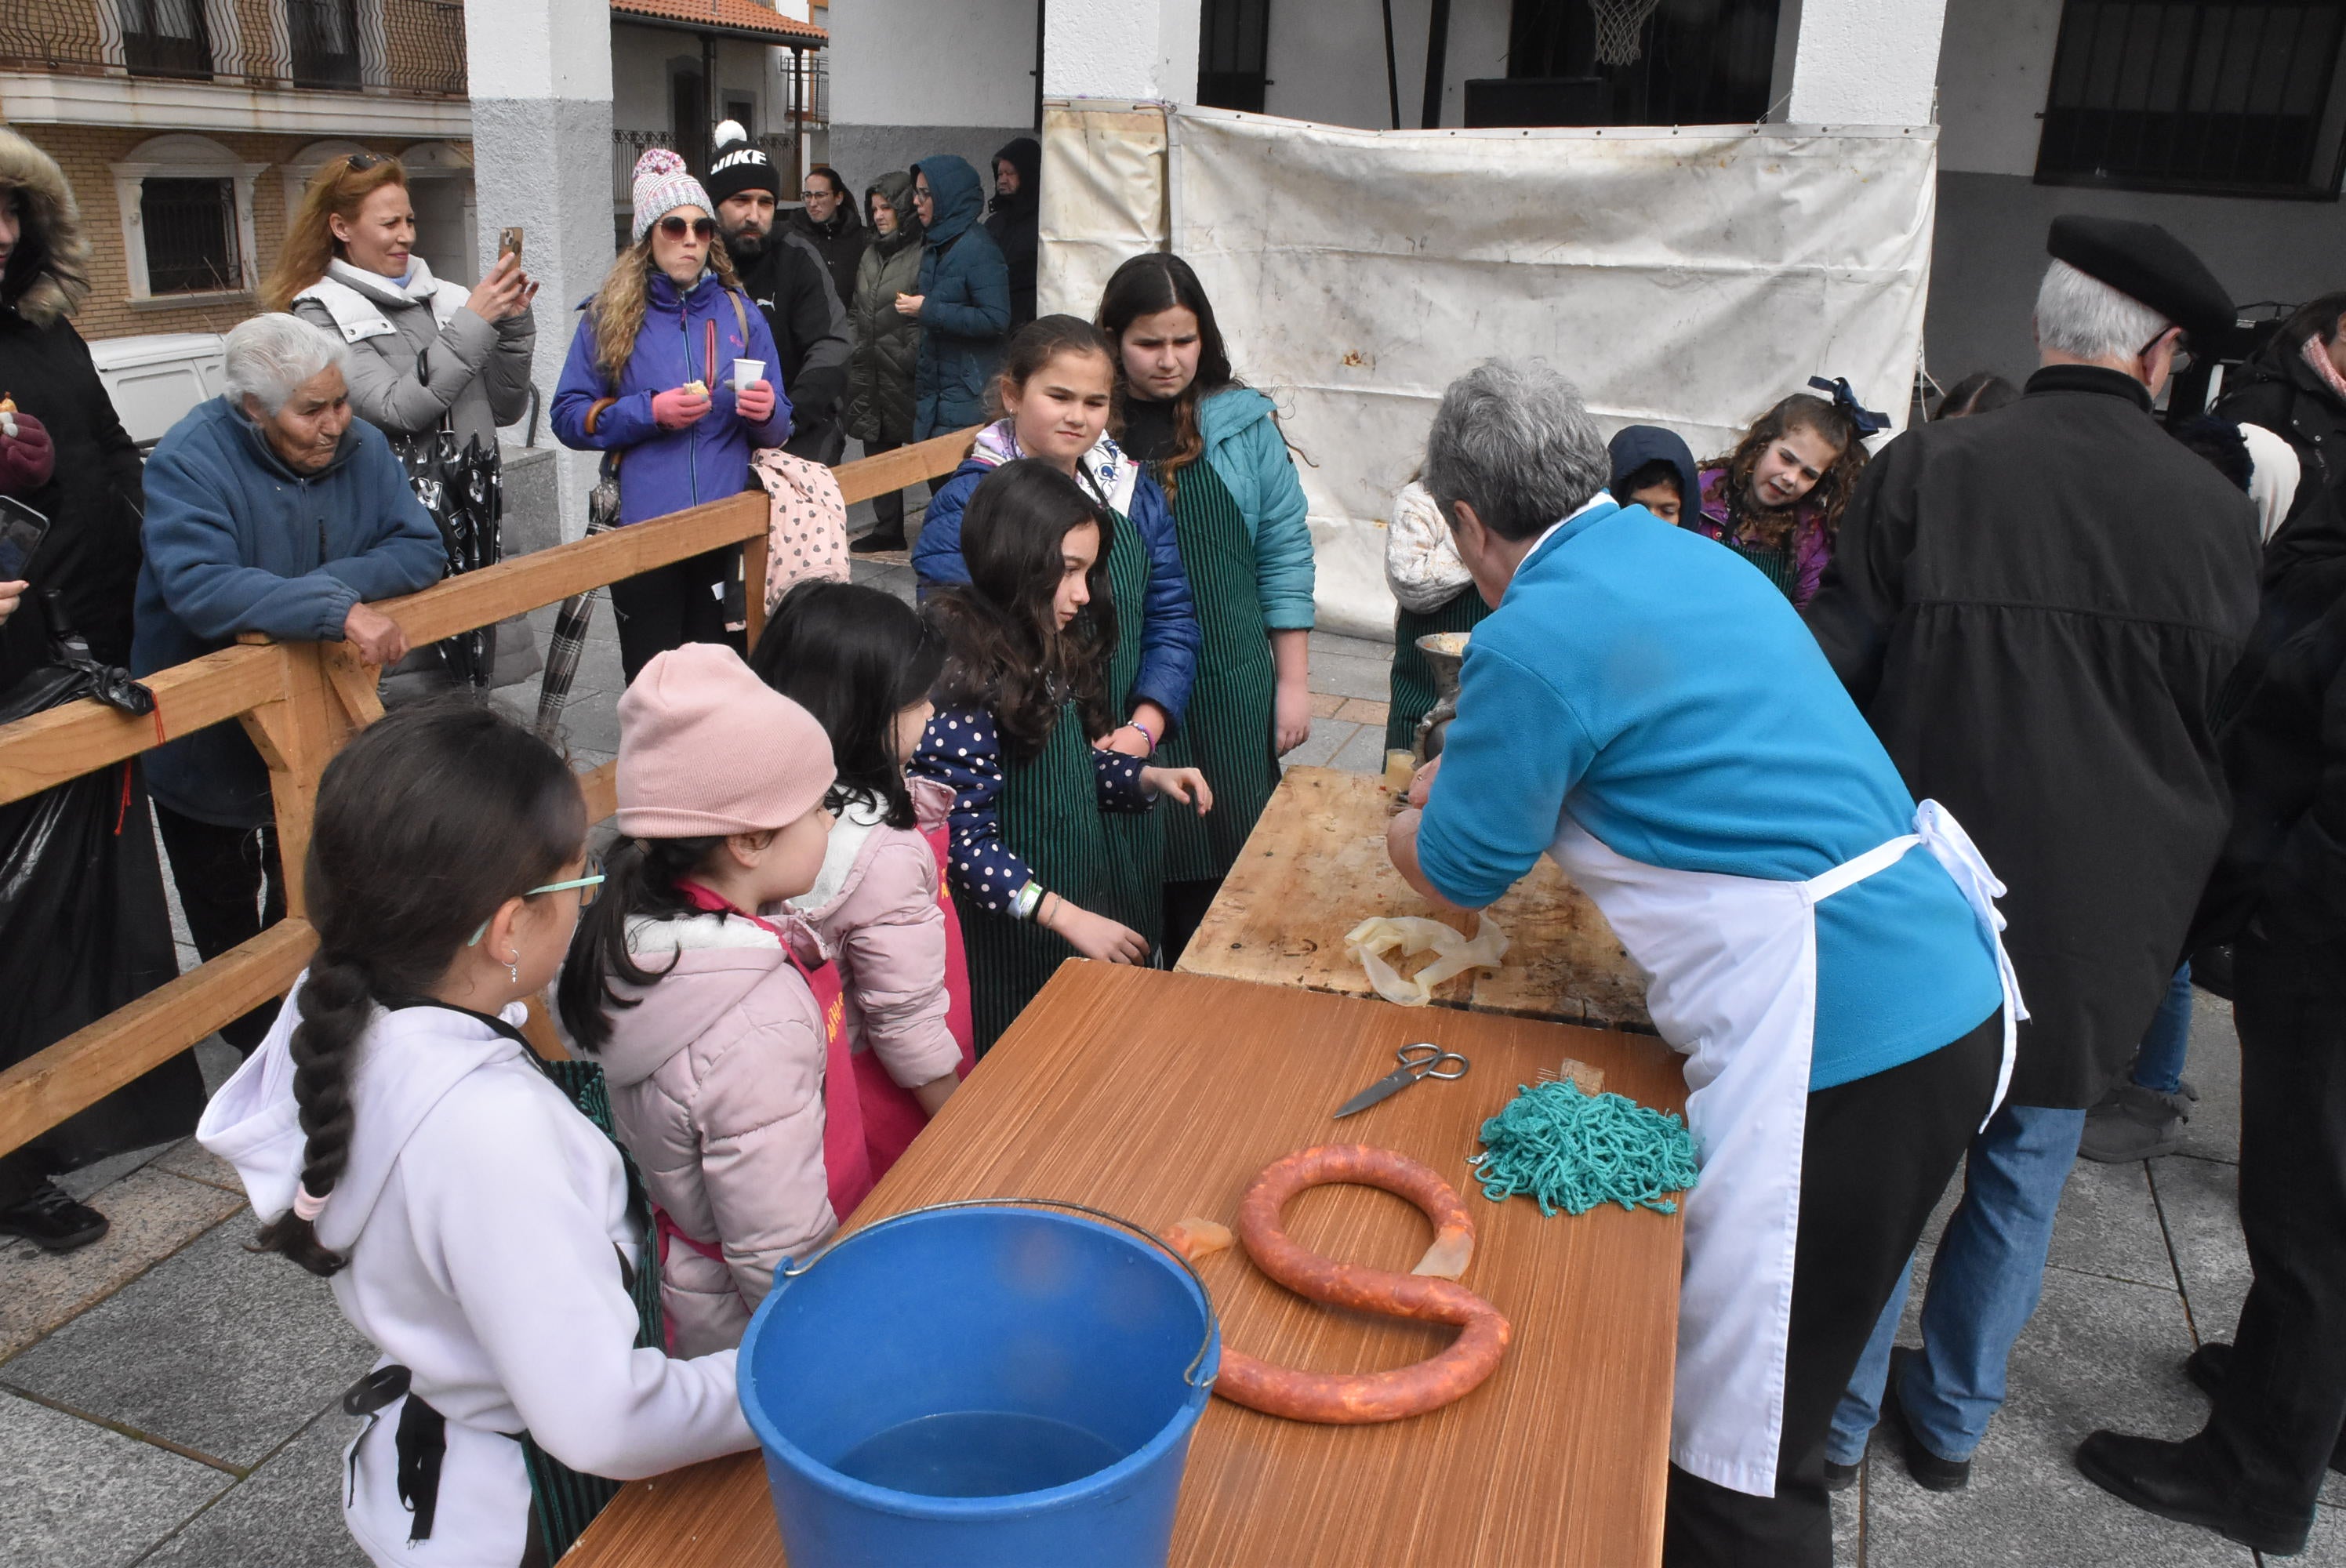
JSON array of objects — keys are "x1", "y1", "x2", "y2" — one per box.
[{"x1": 780, "y1": 1197, "x2": 1221, "y2": 1390}]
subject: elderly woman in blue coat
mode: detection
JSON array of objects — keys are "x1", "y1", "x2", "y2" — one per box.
[
  {"x1": 133, "y1": 311, "x2": 444, "y2": 1054},
  {"x1": 902, "y1": 154, "x2": 1012, "y2": 441},
  {"x1": 553, "y1": 149, "x2": 791, "y2": 681}
]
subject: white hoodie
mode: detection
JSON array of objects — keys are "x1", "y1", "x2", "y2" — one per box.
[{"x1": 199, "y1": 978, "x2": 755, "y2": 1566}]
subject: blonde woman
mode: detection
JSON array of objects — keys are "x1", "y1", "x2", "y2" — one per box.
[
  {"x1": 269, "y1": 151, "x2": 537, "y2": 689},
  {"x1": 552, "y1": 148, "x2": 791, "y2": 681}
]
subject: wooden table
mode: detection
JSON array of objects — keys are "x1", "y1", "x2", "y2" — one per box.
[
  {"x1": 568, "y1": 964, "x2": 1686, "y2": 1568},
  {"x1": 1177, "y1": 767, "x2": 1652, "y2": 1029}
]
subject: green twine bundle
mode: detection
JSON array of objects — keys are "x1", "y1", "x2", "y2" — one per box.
[{"x1": 1472, "y1": 1081, "x2": 1701, "y2": 1218}]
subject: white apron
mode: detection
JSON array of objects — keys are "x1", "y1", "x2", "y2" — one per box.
[{"x1": 1547, "y1": 798, "x2": 2023, "y2": 1497}]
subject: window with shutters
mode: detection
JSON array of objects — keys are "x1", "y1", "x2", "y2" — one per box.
[
  {"x1": 2036, "y1": 0, "x2": 2346, "y2": 198},
  {"x1": 138, "y1": 177, "x2": 240, "y2": 296},
  {"x1": 118, "y1": 0, "x2": 212, "y2": 80},
  {"x1": 1199, "y1": 0, "x2": 1273, "y2": 114}
]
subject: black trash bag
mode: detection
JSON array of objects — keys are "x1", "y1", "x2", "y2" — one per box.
[{"x1": 0, "y1": 600, "x2": 205, "y2": 1178}]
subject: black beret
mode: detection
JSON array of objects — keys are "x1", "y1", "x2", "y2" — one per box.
[{"x1": 2046, "y1": 215, "x2": 2234, "y2": 343}]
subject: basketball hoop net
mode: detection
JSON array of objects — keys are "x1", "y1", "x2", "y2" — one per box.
[{"x1": 1589, "y1": 0, "x2": 1664, "y2": 66}]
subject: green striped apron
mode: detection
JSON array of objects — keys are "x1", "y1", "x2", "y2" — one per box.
[
  {"x1": 519, "y1": 1058, "x2": 666, "y2": 1562},
  {"x1": 1385, "y1": 590, "x2": 1494, "y2": 753},
  {"x1": 1726, "y1": 539, "x2": 1799, "y2": 601},
  {"x1": 1154, "y1": 459, "x2": 1280, "y2": 883},
  {"x1": 1095, "y1": 499, "x2": 1164, "y2": 954},
  {"x1": 961, "y1": 699, "x2": 1155, "y2": 1053}
]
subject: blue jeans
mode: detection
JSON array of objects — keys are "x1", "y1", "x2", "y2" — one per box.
[
  {"x1": 2130, "y1": 961, "x2": 2193, "y2": 1094},
  {"x1": 1825, "y1": 1101, "x2": 2089, "y2": 1464}
]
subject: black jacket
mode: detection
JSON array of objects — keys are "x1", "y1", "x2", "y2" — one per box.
[
  {"x1": 983, "y1": 136, "x2": 1040, "y2": 332},
  {"x1": 785, "y1": 205, "x2": 866, "y2": 310},
  {"x1": 2214, "y1": 343, "x2": 2346, "y2": 521},
  {"x1": 2194, "y1": 477, "x2": 2346, "y2": 956},
  {"x1": 0, "y1": 312, "x2": 143, "y2": 684},
  {"x1": 725, "y1": 230, "x2": 850, "y2": 459},
  {"x1": 1806, "y1": 365, "x2": 2261, "y2": 1106}
]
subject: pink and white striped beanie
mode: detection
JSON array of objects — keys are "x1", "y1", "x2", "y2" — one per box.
[{"x1": 630, "y1": 147, "x2": 712, "y2": 245}]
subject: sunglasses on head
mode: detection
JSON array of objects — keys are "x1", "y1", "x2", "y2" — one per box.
[
  {"x1": 344, "y1": 152, "x2": 386, "y2": 172},
  {"x1": 659, "y1": 216, "x2": 717, "y2": 240}
]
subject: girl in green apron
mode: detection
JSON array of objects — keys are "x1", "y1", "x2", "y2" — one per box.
[
  {"x1": 913, "y1": 458, "x2": 1212, "y2": 1052},
  {"x1": 1690, "y1": 390, "x2": 1870, "y2": 608},
  {"x1": 910, "y1": 316, "x2": 1204, "y2": 959},
  {"x1": 1095, "y1": 253, "x2": 1316, "y2": 962}
]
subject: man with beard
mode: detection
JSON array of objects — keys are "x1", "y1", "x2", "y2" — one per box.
[{"x1": 706, "y1": 122, "x2": 850, "y2": 463}]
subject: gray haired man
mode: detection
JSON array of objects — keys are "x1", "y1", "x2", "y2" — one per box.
[
  {"x1": 1806, "y1": 219, "x2": 2262, "y2": 1525},
  {"x1": 132, "y1": 312, "x2": 442, "y2": 1054}
]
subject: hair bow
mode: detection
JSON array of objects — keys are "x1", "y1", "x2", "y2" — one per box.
[{"x1": 1807, "y1": 376, "x2": 1890, "y2": 437}]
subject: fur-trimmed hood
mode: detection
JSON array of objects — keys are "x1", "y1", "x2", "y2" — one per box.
[{"x1": 0, "y1": 129, "x2": 88, "y2": 326}]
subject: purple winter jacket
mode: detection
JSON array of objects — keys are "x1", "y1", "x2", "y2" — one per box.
[{"x1": 551, "y1": 267, "x2": 794, "y2": 525}]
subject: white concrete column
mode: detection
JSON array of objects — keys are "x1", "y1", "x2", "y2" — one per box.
[
  {"x1": 1778, "y1": 0, "x2": 1947, "y2": 125},
  {"x1": 1041, "y1": 0, "x2": 1200, "y2": 105},
  {"x1": 467, "y1": 0, "x2": 613, "y2": 541}
]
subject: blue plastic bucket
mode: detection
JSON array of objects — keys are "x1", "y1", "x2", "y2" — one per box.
[{"x1": 737, "y1": 1200, "x2": 1221, "y2": 1568}]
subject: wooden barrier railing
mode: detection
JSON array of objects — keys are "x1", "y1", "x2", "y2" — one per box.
[{"x1": 0, "y1": 426, "x2": 977, "y2": 1160}]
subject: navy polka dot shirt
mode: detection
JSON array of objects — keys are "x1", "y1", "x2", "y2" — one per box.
[{"x1": 910, "y1": 706, "x2": 1151, "y2": 915}]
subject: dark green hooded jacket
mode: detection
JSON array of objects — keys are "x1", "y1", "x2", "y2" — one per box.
[
  {"x1": 845, "y1": 170, "x2": 925, "y2": 447},
  {"x1": 910, "y1": 154, "x2": 1011, "y2": 439}
]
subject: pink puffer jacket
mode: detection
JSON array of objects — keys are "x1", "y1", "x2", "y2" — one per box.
[
  {"x1": 790, "y1": 777, "x2": 968, "y2": 1097},
  {"x1": 594, "y1": 906, "x2": 835, "y2": 1357}
]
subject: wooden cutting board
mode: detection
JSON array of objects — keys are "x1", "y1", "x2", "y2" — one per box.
[{"x1": 1176, "y1": 767, "x2": 1651, "y2": 1029}]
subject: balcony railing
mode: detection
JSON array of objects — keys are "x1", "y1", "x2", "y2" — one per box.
[{"x1": 0, "y1": 0, "x2": 467, "y2": 98}]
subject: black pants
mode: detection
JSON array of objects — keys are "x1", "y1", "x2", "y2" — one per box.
[
  {"x1": 608, "y1": 546, "x2": 743, "y2": 684},
  {"x1": 154, "y1": 803, "x2": 285, "y2": 1056},
  {"x1": 1664, "y1": 1007, "x2": 2006, "y2": 1566},
  {"x1": 2201, "y1": 935, "x2": 2346, "y2": 1515},
  {"x1": 862, "y1": 437, "x2": 909, "y2": 540}
]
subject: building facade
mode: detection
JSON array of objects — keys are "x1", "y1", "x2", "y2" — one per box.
[
  {"x1": 0, "y1": 0, "x2": 475, "y2": 339},
  {"x1": 830, "y1": 0, "x2": 2346, "y2": 394}
]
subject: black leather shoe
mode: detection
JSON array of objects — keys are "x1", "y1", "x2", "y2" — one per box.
[
  {"x1": 1883, "y1": 1347, "x2": 1971, "y2": 1490},
  {"x1": 2075, "y1": 1429, "x2": 2312, "y2": 1555},
  {"x1": 2185, "y1": 1342, "x2": 2346, "y2": 1474},
  {"x1": 0, "y1": 1181, "x2": 108, "y2": 1253},
  {"x1": 1823, "y1": 1458, "x2": 1859, "y2": 1492},
  {"x1": 849, "y1": 530, "x2": 906, "y2": 555}
]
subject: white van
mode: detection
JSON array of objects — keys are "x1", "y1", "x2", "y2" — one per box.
[{"x1": 87, "y1": 332, "x2": 228, "y2": 452}]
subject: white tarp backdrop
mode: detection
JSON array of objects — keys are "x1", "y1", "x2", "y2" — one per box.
[{"x1": 1040, "y1": 104, "x2": 1938, "y2": 638}]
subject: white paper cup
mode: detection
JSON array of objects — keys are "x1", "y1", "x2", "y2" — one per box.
[{"x1": 732, "y1": 358, "x2": 766, "y2": 392}]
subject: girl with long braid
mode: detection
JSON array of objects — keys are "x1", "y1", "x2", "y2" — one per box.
[{"x1": 199, "y1": 705, "x2": 754, "y2": 1566}]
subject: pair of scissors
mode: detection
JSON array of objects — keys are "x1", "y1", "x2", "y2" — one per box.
[{"x1": 1332, "y1": 1044, "x2": 1471, "y2": 1119}]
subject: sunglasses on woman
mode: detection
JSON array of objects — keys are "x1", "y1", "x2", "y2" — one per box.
[{"x1": 659, "y1": 216, "x2": 717, "y2": 241}]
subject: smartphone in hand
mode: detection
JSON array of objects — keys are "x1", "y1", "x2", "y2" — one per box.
[
  {"x1": 0, "y1": 495, "x2": 49, "y2": 579},
  {"x1": 498, "y1": 227, "x2": 524, "y2": 263}
]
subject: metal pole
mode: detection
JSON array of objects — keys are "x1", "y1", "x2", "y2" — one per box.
[
  {"x1": 1381, "y1": 0, "x2": 1401, "y2": 129},
  {"x1": 1419, "y1": 0, "x2": 1451, "y2": 129}
]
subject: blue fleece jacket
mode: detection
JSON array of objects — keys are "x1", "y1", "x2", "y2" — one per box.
[
  {"x1": 1415, "y1": 500, "x2": 2002, "y2": 1091},
  {"x1": 911, "y1": 155, "x2": 1011, "y2": 440},
  {"x1": 550, "y1": 267, "x2": 791, "y2": 524},
  {"x1": 1197, "y1": 387, "x2": 1316, "y2": 630},
  {"x1": 132, "y1": 397, "x2": 445, "y2": 827},
  {"x1": 912, "y1": 436, "x2": 1200, "y2": 728}
]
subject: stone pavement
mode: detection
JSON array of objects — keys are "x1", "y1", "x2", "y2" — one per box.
[{"x1": 2, "y1": 499, "x2": 2333, "y2": 1566}]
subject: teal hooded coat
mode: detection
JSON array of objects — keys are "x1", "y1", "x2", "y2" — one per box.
[
  {"x1": 1197, "y1": 386, "x2": 1316, "y2": 629},
  {"x1": 911, "y1": 155, "x2": 1012, "y2": 439}
]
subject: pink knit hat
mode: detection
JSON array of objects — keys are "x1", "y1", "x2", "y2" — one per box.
[
  {"x1": 630, "y1": 147, "x2": 714, "y2": 245},
  {"x1": 616, "y1": 644, "x2": 835, "y2": 837}
]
